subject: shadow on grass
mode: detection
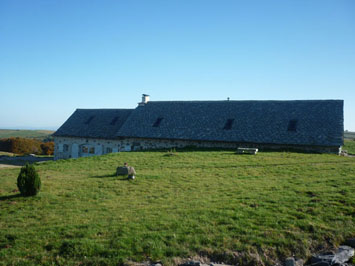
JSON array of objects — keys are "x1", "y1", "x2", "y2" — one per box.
[
  {"x1": 90, "y1": 174, "x2": 129, "y2": 181},
  {"x1": 90, "y1": 173, "x2": 116, "y2": 178},
  {"x1": 0, "y1": 194, "x2": 22, "y2": 201},
  {"x1": 0, "y1": 155, "x2": 53, "y2": 166}
]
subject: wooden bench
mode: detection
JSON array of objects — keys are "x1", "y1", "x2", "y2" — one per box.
[{"x1": 236, "y1": 147, "x2": 258, "y2": 155}]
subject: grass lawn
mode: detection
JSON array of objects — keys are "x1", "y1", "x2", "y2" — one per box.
[
  {"x1": 344, "y1": 139, "x2": 355, "y2": 154},
  {"x1": 0, "y1": 150, "x2": 354, "y2": 265}
]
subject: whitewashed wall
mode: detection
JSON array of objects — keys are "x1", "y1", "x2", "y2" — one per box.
[{"x1": 54, "y1": 137, "x2": 123, "y2": 160}]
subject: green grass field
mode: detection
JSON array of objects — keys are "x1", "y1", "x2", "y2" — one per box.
[
  {"x1": 0, "y1": 129, "x2": 54, "y2": 140},
  {"x1": 344, "y1": 139, "x2": 355, "y2": 154},
  {"x1": 0, "y1": 150, "x2": 354, "y2": 265}
]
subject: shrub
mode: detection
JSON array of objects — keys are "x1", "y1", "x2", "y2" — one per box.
[
  {"x1": 0, "y1": 137, "x2": 42, "y2": 155},
  {"x1": 41, "y1": 142, "x2": 54, "y2": 155},
  {"x1": 17, "y1": 163, "x2": 41, "y2": 196},
  {"x1": 11, "y1": 137, "x2": 42, "y2": 154},
  {"x1": 0, "y1": 138, "x2": 54, "y2": 155}
]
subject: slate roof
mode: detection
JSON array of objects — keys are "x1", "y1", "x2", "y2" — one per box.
[
  {"x1": 53, "y1": 109, "x2": 133, "y2": 138},
  {"x1": 117, "y1": 100, "x2": 344, "y2": 147}
]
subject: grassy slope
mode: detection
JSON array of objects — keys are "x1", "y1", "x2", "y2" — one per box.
[
  {"x1": 0, "y1": 150, "x2": 354, "y2": 265},
  {"x1": 344, "y1": 139, "x2": 355, "y2": 154},
  {"x1": 0, "y1": 129, "x2": 54, "y2": 140}
]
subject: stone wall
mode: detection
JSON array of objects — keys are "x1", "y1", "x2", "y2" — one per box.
[
  {"x1": 54, "y1": 136, "x2": 341, "y2": 160},
  {"x1": 53, "y1": 136, "x2": 243, "y2": 160}
]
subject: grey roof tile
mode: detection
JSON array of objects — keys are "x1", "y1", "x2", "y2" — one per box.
[
  {"x1": 117, "y1": 100, "x2": 343, "y2": 147},
  {"x1": 53, "y1": 109, "x2": 133, "y2": 138}
]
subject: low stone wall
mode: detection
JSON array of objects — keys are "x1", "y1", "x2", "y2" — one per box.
[
  {"x1": 127, "y1": 137, "x2": 341, "y2": 154},
  {"x1": 54, "y1": 136, "x2": 341, "y2": 160}
]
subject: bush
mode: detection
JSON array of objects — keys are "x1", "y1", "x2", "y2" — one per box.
[
  {"x1": 41, "y1": 142, "x2": 54, "y2": 155},
  {"x1": 0, "y1": 138, "x2": 54, "y2": 155},
  {"x1": 17, "y1": 164, "x2": 41, "y2": 196}
]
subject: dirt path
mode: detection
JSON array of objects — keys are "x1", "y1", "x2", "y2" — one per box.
[{"x1": 0, "y1": 164, "x2": 21, "y2": 169}]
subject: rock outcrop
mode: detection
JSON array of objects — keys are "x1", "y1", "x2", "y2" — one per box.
[{"x1": 310, "y1": 245, "x2": 354, "y2": 266}]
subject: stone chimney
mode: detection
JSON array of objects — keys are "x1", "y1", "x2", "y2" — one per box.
[{"x1": 138, "y1": 94, "x2": 150, "y2": 106}]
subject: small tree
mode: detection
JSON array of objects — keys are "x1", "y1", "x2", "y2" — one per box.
[{"x1": 17, "y1": 163, "x2": 41, "y2": 196}]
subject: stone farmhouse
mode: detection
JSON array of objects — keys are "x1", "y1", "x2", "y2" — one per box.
[{"x1": 53, "y1": 95, "x2": 344, "y2": 160}]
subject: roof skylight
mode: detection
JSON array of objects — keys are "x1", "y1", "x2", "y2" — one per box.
[
  {"x1": 223, "y1": 119, "x2": 234, "y2": 130},
  {"x1": 153, "y1": 117, "x2": 164, "y2": 127},
  {"x1": 287, "y1": 119, "x2": 298, "y2": 132}
]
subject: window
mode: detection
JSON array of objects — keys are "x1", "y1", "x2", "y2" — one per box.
[
  {"x1": 106, "y1": 147, "x2": 112, "y2": 153},
  {"x1": 58, "y1": 144, "x2": 63, "y2": 152},
  {"x1": 110, "y1": 116, "x2": 119, "y2": 125},
  {"x1": 223, "y1": 119, "x2": 234, "y2": 130},
  {"x1": 153, "y1": 117, "x2": 164, "y2": 127},
  {"x1": 63, "y1": 144, "x2": 69, "y2": 152},
  {"x1": 82, "y1": 146, "x2": 88, "y2": 153},
  {"x1": 89, "y1": 147, "x2": 95, "y2": 154},
  {"x1": 287, "y1": 119, "x2": 298, "y2": 132},
  {"x1": 85, "y1": 116, "x2": 95, "y2": 124}
]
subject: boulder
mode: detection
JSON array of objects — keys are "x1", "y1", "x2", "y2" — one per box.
[
  {"x1": 179, "y1": 261, "x2": 202, "y2": 266},
  {"x1": 127, "y1": 166, "x2": 136, "y2": 176},
  {"x1": 285, "y1": 257, "x2": 304, "y2": 266},
  {"x1": 116, "y1": 166, "x2": 136, "y2": 178},
  {"x1": 179, "y1": 261, "x2": 231, "y2": 266},
  {"x1": 116, "y1": 167, "x2": 129, "y2": 176},
  {"x1": 310, "y1": 245, "x2": 354, "y2": 266},
  {"x1": 334, "y1": 246, "x2": 354, "y2": 264},
  {"x1": 285, "y1": 258, "x2": 295, "y2": 266},
  {"x1": 236, "y1": 147, "x2": 258, "y2": 155}
]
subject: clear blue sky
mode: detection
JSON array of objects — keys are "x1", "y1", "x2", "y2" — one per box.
[{"x1": 0, "y1": 0, "x2": 354, "y2": 131}]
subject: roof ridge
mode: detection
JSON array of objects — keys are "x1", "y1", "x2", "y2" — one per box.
[
  {"x1": 147, "y1": 99, "x2": 343, "y2": 103},
  {"x1": 76, "y1": 108, "x2": 134, "y2": 110}
]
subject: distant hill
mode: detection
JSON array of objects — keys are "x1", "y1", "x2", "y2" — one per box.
[
  {"x1": 344, "y1": 131, "x2": 355, "y2": 140},
  {"x1": 0, "y1": 129, "x2": 54, "y2": 141}
]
